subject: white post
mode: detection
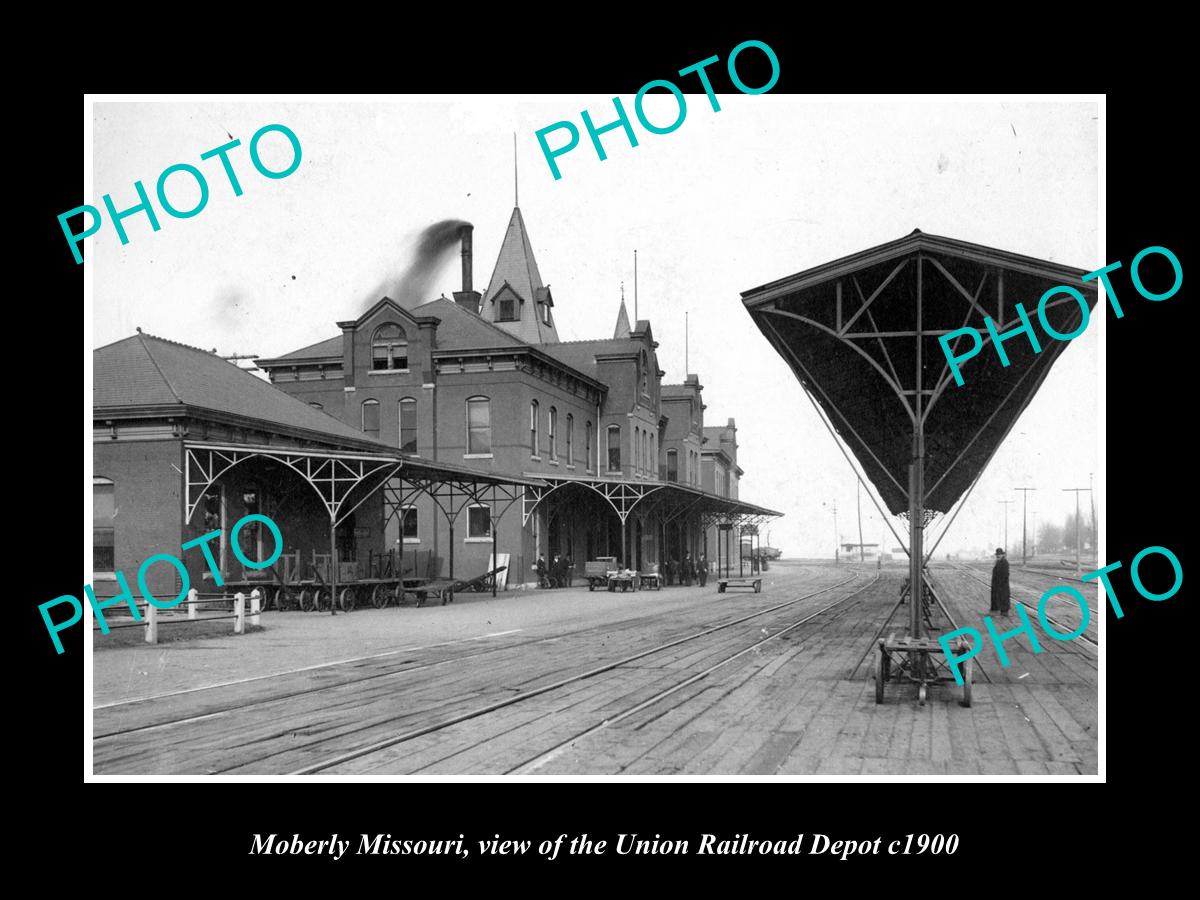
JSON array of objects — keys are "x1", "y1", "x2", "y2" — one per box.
[
  {"x1": 250, "y1": 588, "x2": 261, "y2": 628},
  {"x1": 144, "y1": 602, "x2": 158, "y2": 644},
  {"x1": 187, "y1": 587, "x2": 198, "y2": 620},
  {"x1": 234, "y1": 592, "x2": 245, "y2": 634}
]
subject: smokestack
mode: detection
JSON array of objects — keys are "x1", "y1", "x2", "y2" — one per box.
[
  {"x1": 453, "y1": 223, "x2": 481, "y2": 314},
  {"x1": 459, "y1": 224, "x2": 473, "y2": 293}
]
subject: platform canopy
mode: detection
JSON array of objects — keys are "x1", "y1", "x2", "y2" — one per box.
[{"x1": 741, "y1": 230, "x2": 1097, "y2": 515}]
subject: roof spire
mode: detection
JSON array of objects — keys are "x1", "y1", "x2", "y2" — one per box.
[
  {"x1": 513, "y1": 132, "x2": 519, "y2": 207},
  {"x1": 614, "y1": 292, "x2": 632, "y2": 339}
]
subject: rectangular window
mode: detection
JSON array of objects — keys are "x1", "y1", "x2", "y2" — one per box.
[
  {"x1": 94, "y1": 477, "x2": 115, "y2": 573},
  {"x1": 362, "y1": 400, "x2": 380, "y2": 438},
  {"x1": 566, "y1": 415, "x2": 573, "y2": 464},
  {"x1": 399, "y1": 399, "x2": 417, "y2": 454},
  {"x1": 549, "y1": 407, "x2": 557, "y2": 460},
  {"x1": 468, "y1": 505, "x2": 492, "y2": 538},
  {"x1": 401, "y1": 506, "x2": 418, "y2": 541},
  {"x1": 530, "y1": 401, "x2": 539, "y2": 457},
  {"x1": 467, "y1": 398, "x2": 491, "y2": 454},
  {"x1": 586, "y1": 422, "x2": 593, "y2": 472},
  {"x1": 499, "y1": 298, "x2": 516, "y2": 321},
  {"x1": 667, "y1": 450, "x2": 678, "y2": 482},
  {"x1": 607, "y1": 426, "x2": 621, "y2": 471}
]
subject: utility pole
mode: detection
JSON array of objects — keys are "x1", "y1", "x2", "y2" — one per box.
[
  {"x1": 856, "y1": 480, "x2": 865, "y2": 562},
  {"x1": 1089, "y1": 471, "x2": 1097, "y2": 562},
  {"x1": 1014, "y1": 487, "x2": 1036, "y2": 566},
  {"x1": 998, "y1": 499, "x2": 1013, "y2": 555},
  {"x1": 832, "y1": 501, "x2": 839, "y2": 565},
  {"x1": 1063, "y1": 486, "x2": 1092, "y2": 575}
]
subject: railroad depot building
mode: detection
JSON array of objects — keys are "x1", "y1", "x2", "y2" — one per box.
[{"x1": 92, "y1": 204, "x2": 777, "y2": 597}]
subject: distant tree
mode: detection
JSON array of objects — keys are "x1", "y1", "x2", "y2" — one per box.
[{"x1": 1038, "y1": 521, "x2": 1063, "y2": 554}]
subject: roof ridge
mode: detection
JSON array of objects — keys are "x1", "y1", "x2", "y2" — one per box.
[
  {"x1": 136, "y1": 332, "x2": 186, "y2": 404},
  {"x1": 423, "y1": 297, "x2": 532, "y2": 347}
]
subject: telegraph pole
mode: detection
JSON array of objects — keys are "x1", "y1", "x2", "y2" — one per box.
[
  {"x1": 1014, "y1": 487, "x2": 1036, "y2": 566},
  {"x1": 1063, "y1": 486, "x2": 1092, "y2": 575},
  {"x1": 856, "y1": 480, "x2": 865, "y2": 562},
  {"x1": 998, "y1": 499, "x2": 1013, "y2": 555},
  {"x1": 832, "y1": 501, "x2": 839, "y2": 565}
]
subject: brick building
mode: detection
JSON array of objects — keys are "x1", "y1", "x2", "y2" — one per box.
[
  {"x1": 256, "y1": 204, "x2": 775, "y2": 584},
  {"x1": 92, "y1": 205, "x2": 777, "y2": 600}
]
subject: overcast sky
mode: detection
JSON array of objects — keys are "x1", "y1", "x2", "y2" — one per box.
[{"x1": 91, "y1": 97, "x2": 1099, "y2": 558}]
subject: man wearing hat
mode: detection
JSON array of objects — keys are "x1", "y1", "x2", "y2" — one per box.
[{"x1": 990, "y1": 548, "x2": 1011, "y2": 617}]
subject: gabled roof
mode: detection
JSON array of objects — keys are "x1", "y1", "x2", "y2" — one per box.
[
  {"x1": 540, "y1": 337, "x2": 645, "y2": 379},
  {"x1": 481, "y1": 207, "x2": 559, "y2": 344},
  {"x1": 266, "y1": 334, "x2": 342, "y2": 363},
  {"x1": 94, "y1": 332, "x2": 390, "y2": 451},
  {"x1": 411, "y1": 297, "x2": 527, "y2": 350}
]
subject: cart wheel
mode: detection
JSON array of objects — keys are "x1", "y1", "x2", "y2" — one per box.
[
  {"x1": 443, "y1": 591, "x2": 453, "y2": 606},
  {"x1": 588, "y1": 581, "x2": 595, "y2": 592},
  {"x1": 267, "y1": 589, "x2": 280, "y2": 612},
  {"x1": 339, "y1": 588, "x2": 356, "y2": 612},
  {"x1": 873, "y1": 644, "x2": 886, "y2": 704},
  {"x1": 316, "y1": 588, "x2": 332, "y2": 612},
  {"x1": 416, "y1": 591, "x2": 426, "y2": 608},
  {"x1": 918, "y1": 682, "x2": 928, "y2": 706},
  {"x1": 298, "y1": 588, "x2": 312, "y2": 612},
  {"x1": 881, "y1": 649, "x2": 891, "y2": 683},
  {"x1": 961, "y1": 658, "x2": 973, "y2": 708},
  {"x1": 371, "y1": 584, "x2": 385, "y2": 609}
]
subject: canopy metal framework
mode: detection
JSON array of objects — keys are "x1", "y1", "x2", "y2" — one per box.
[
  {"x1": 380, "y1": 463, "x2": 538, "y2": 593},
  {"x1": 521, "y1": 474, "x2": 782, "y2": 569},
  {"x1": 185, "y1": 442, "x2": 540, "y2": 605},
  {"x1": 742, "y1": 230, "x2": 1096, "y2": 702}
]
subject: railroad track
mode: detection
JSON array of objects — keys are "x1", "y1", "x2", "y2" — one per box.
[
  {"x1": 283, "y1": 567, "x2": 881, "y2": 775},
  {"x1": 949, "y1": 562, "x2": 1098, "y2": 659},
  {"x1": 93, "y1": 564, "x2": 838, "y2": 740}
]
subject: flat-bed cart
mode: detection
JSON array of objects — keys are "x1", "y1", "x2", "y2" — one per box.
[
  {"x1": 717, "y1": 577, "x2": 762, "y2": 593},
  {"x1": 607, "y1": 572, "x2": 638, "y2": 592},
  {"x1": 583, "y1": 561, "x2": 611, "y2": 591},
  {"x1": 638, "y1": 572, "x2": 662, "y2": 590},
  {"x1": 408, "y1": 566, "x2": 508, "y2": 607}
]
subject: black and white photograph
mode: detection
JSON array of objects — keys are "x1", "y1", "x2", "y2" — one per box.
[{"x1": 82, "y1": 91, "x2": 1104, "y2": 779}]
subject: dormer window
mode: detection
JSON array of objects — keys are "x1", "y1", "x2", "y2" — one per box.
[
  {"x1": 499, "y1": 298, "x2": 516, "y2": 321},
  {"x1": 372, "y1": 323, "x2": 408, "y2": 371}
]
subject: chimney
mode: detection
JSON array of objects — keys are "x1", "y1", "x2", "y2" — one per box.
[{"x1": 452, "y1": 223, "x2": 482, "y2": 314}]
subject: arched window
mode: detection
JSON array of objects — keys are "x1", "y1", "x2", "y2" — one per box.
[
  {"x1": 607, "y1": 425, "x2": 621, "y2": 472},
  {"x1": 651, "y1": 434, "x2": 656, "y2": 477},
  {"x1": 530, "y1": 400, "x2": 540, "y2": 457},
  {"x1": 399, "y1": 398, "x2": 417, "y2": 454},
  {"x1": 549, "y1": 406, "x2": 558, "y2": 460},
  {"x1": 566, "y1": 414, "x2": 574, "y2": 464},
  {"x1": 466, "y1": 397, "x2": 491, "y2": 455},
  {"x1": 371, "y1": 323, "x2": 408, "y2": 371},
  {"x1": 401, "y1": 505, "x2": 419, "y2": 542},
  {"x1": 634, "y1": 426, "x2": 641, "y2": 472},
  {"x1": 586, "y1": 422, "x2": 593, "y2": 472},
  {"x1": 641, "y1": 350, "x2": 649, "y2": 396},
  {"x1": 361, "y1": 399, "x2": 380, "y2": 437},
  {"x1": 666, "y1": 449, "x2": 678, "y2": 482},
  {"x1": 94, "y1": 477, "x2": 115, "y2": 575},
  {"x1": 642, "y1": 431, "x2": 648, "y2": 474}
]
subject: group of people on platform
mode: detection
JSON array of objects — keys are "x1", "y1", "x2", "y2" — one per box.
[
  {"x1": 662, "y1": 553, "x2": 708, "y2": 587},
  {"x1": 535, "y1": 553, "x2": 574, "y2": 589}
]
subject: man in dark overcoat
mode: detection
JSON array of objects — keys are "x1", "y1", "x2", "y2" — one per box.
[{"x1": 990, "y1": 548, "x2": 1011, "y2": 617}]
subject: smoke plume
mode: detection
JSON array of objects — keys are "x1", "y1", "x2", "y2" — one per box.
[{"x1": 364, "y1": 219, "x2": 470, "y2": 311}]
